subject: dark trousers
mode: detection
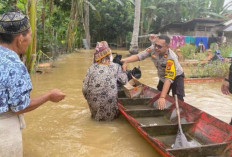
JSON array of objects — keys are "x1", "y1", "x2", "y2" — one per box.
[
  {"x1": 230, "y1": 118, "x2": 232, "y2": 125},
  {"x1": 157, "y1": 73, "x2": 185, "y2": 101}
]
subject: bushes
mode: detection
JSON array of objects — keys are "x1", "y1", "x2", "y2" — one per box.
[
  {"x1": 179, "y1": 44, "x2": 196, "y2": 60},
  {"x1": 178, "y1": 43, "x2": 232, "y2": 78},
  {"x1": 187, "y1": 61, "x2": 230, "y2": 78},
  {"x1": 219, "y1": 44, "x2": 232, "y2": 58}
]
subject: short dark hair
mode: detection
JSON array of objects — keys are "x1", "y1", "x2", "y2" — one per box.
[
  {"x1": 0, "y1": 30, "x2": 29, "y2": 44},
  {"x1": 158, "y1": 35, "x2": 170, "y2": 44},
  {"x1": 0, "y1": 33, "x2": 15, "y2": 43}
]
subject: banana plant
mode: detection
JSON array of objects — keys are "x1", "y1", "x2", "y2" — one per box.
[
  {"x1": 25, "y1": 0, "x2": 37, "y2": 73},
  {"x1": 129, "y1": 0, "x2": 141, "y2": 54}
]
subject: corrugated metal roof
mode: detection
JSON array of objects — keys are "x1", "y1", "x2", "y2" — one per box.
[
  {"x1": 224, "y1": 19, "x2": 232, "y2": 26},
  {"x1": 159, "y1": 18, "x2": 225, "y2": 32},
  {"x1": 224, "y1": 25, "x2": 232, "y2": 31}
]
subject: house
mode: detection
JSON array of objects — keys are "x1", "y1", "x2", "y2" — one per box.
[
  {"x1": 223, "y1": 19, "x2": 232, "y2": 42},
  {"x1": 158, "y1": 18, "x2": 225, "y2": 37}
]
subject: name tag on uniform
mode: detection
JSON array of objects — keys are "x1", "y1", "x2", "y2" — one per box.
[{"x1": 165, "y1": 59, "x2": 175, "y2": 80}]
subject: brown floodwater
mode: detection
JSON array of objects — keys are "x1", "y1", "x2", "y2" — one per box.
[{"x1": 23, "y1": 49, "x2": 232, "y2": 157}]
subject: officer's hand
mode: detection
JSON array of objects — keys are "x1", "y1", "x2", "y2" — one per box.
[
  {"x1": 157, "y1": 97, "x2": 166, "y2": 110},
  {"x1": 121, "y1": 59, "x2": 127, "y2": 72}
]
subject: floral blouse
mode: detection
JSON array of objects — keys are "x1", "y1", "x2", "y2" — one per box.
[{"x1": 82, "y1": 62, "x2": 128, "y2": 121}]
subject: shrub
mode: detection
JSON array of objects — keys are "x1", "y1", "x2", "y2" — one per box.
[
  {"x1": 179, "y1": 44, "x2": 196, "y2": 60},
  {"x1": 187, "y1": 61, "x2": 230, "y2": 78}
]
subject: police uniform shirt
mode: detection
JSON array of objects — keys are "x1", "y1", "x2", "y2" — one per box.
[{"x1": 137, "y1": 45, "x2": 183, "y2": 83}]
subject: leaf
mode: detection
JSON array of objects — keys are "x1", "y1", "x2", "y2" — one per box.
[
  {"x1": 85, "y1": 1, "x2": 101, "y2": 21},
  {"x1": 115, "y1": 0, "x2": 124, "y2": 6},
  {"x1": 223, "y1": 1, "x2": 232, "y2": 10},
  {"x1": 85, "y1": 1, "x2": 96, "y2": 11},
  {"x1": 145, "y1": 6, "x2": 157, "y2": 10},
  {"x1": 93, "y1": 10, "x2": 101, "y2": 22},
  {"x1": 201, "y1": 11, "x2": 225, "y2": 18},
  {"x1": 223, "y1": 3, "x2": 232, "y2": 12},
  {"x1": 19, "y1": 0, "x2": 27, "y2": 4},
  {"x1": 127, "y1": 0, "x2": 135, "y2": 5},
  {"x1": 16, "y1": 3, "x2": 25, "y2": 11}
]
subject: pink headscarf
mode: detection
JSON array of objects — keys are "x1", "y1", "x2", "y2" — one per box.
[{"x1": 94, "y1": 41, "x2": 111, "y2": 64}]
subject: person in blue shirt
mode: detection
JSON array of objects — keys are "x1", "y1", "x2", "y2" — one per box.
[
  {"x1": 210, "y1": 50, "x2": 224, "y2": 62},
  {"x1": 0, "y1": 11, "x2": 66, "y2": 157}
]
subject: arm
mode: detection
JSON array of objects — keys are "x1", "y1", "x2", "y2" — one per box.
[
  {"x1": 16, "y1": 89, "x2": 66, "y2": 114},
  {"x1": 121, "y1": 45, "x2": 153, "y2": 64},
  {"x1": 82, "y1": 68, "x2": 91, "y2": 99},
  {"x1": 121, "y1": 55, "x2": 139, "y2": 63},
  {"x1": 117, "y1": 65, "x2": 128, "y2": 85},
  {"x1": 121, "y1": 55, "x2": 139, "y2": 72},
  {"x1": 157, "y1": 79, "x2": 171, "y2": 110}
]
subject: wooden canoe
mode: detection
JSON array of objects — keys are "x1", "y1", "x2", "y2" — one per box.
[{"x1": 118, "y1": 84, "x2": 232, "y2": 157}]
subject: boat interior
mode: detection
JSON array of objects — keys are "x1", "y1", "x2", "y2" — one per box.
[{"x1": 118, "y1": 86, "x2": 232, "y2": 157}]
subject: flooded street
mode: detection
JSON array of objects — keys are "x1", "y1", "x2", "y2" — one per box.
[{"x1": 23, "y1": 49, "x2": 232, "y2": 157}]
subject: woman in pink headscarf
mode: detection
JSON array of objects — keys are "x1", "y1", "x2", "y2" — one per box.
[{"x1": 82, "y1": 41, "x2": 128, "y2": 121}]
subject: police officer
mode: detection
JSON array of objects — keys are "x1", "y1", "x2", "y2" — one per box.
[{"x1": 121, "y1": 35, "x2": 185, "y2": 110}]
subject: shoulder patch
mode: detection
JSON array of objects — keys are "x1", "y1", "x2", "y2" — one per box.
[{"x1": 165, "y1": 59, "x2": 175, "y2": 80}]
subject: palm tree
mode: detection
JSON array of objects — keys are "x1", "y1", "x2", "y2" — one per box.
[
  {"x1": 67, "y1": 0, "x2": 78, "y2": 53},
  {"x1": 129, "y1": 0, "x2": 141, "y2": 54},
  {"x1": 83, "y1": 1, "x2": 91, "y2": 49},
  {"x1": 82, "y1": 0, "x2": 100, "y2": 49}
]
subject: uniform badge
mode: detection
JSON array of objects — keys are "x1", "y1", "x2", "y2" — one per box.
[
  {"x1": 165, "y1": 59, "x2": 175, "y2": 80},
  {"x1": 166, "y1": 61, "x2": 173, "y2": 70}
]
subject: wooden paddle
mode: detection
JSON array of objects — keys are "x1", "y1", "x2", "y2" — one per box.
[{"x1": 173, "y1": 95, "x2": 190, "y2": 148}]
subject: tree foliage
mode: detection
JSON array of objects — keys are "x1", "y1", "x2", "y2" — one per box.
[
  {"x1": 0, "y1": 0, "x2": 231, "y2": 56},
  {"x1": 89, "y1": 0, "x2": 134, "y2": 45}
]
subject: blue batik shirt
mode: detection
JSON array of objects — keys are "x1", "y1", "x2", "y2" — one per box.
[{"x1": 0, "y1": 45, "x2": 32, "y2": 113}]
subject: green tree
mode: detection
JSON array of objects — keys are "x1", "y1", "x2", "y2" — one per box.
[{"x1": 89, "y1": 0, "x2": 134, "y2": 46}]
